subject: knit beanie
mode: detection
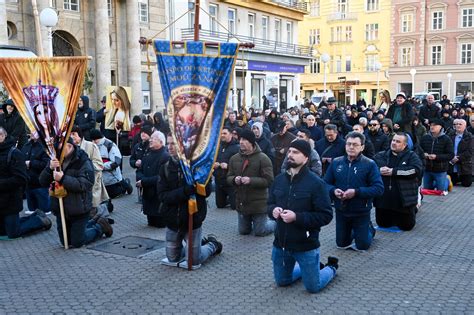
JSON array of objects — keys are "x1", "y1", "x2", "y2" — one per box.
[
  {"x1": 239, "y1": 129, "x2": 256, "y2": 145},
  {"x1": 289, "y1": 139, "x2": 311, "y2": 157}
]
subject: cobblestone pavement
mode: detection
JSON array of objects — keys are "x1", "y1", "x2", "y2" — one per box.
[{"x1": 1, "y1": 158, "x2": 473, "y2": 314}]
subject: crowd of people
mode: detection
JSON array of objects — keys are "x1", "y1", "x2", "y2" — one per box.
[{"x1": 0, "y1": 90, "x2": 473, "y2": 293}]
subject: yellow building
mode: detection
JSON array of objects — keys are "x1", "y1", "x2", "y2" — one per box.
[{"x1": 299, "y1": 0, "x2": 391, "y2": 106}]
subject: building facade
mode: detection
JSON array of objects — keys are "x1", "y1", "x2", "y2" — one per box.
[
  {"x1": 167, "y1": 0, "x2": 312, "y2": 112},
  {"x1": 299, "y1": 0, "x2": 391, "y2": 106},
  {"x1": 389, "y1": 0, "x2": 474, "y2": 99},
  {"x1": 1, "y1": 0, "x2": 166, "y2": 115}
]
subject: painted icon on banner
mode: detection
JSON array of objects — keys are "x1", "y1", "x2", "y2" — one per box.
[{"x1": 105, "y1": 86, "x2": 131, "y2": 132}]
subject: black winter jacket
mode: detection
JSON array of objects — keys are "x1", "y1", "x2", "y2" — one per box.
[
  {"x1": 157, "y1": 156, "x2": 212, "y2": 231},
  {"x1": 386, "y1": 102, "x2": 415, "y2": 135},
  {"x1": 420, "y1": 132, "x2": 454, "y2": 172},
  {"x1": 75, "y1": 96, "x2": 97, "y2": 140},
  {"x1": 21, "y1": 140, "x2": 50, "y2": 189},
  {"x1": 267, "y1": 166, "x2": 333, "y2": 252},
  {"x1": 214, "y1": 139, "x2": 239, "y2": 183},
  {"x1": 374, "y1": 148, "x2": 423, "y2": 210},
  {"x1": 130, "y1": 140, "x2": 149, "y2": 170},
  {"x1": 0, "y1": 138, "x2": 28, "y2": 215},
  {"x1": 449, "y1": 131, "x2": 473, "y2": 176},
  {"x1": 320, "y1": 108, "x2": 345, "y2": 129},
  {"x1": 39, "y1": 146, "x2": 94, "y2": 218},
  {"x1": 418, "y1": 104, "x2": 440, "y2": 125},
  {"x1": 0, "y1": 105, "x2": 27, "y2": 149},
  {"x1": 368, "y1": 130, "x2": 390, "y2": 153}
]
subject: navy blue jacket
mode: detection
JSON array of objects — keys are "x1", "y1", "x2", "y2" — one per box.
[
  {"x1": 324, "y1": 154, "x2": 384, "y2": 216},
  {"x1": 267, "y1": 166, "x2": 333, "y2": 252},
  {"x1": 21, "y1": 140, "x2": 50, "y2": 189}
]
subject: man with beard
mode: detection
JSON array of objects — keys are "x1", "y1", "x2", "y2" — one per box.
[
  {"x1": 280, "y1": 129, "x2": 322, "y2": 176},
  {"x1": 268, "y1": 139, "x2": 338, "y2": 293},
  {"x1": 214, "y1": 127, "x2": 240, "y2": 209},
  {"x1": 374, "y1": 133, "x2": 423, "y2": 231},
  {"x1": 75, "y1": 96, "x2": 96, "y2": 141},
  {"x1": 227, "y1": 129, "x2": 275, "y2": 236},
  {"x1": 136, "y1": 131, "x2": 169, "y2": 227},
  {"x1": 367, "y1": 119, "x2": 390, "y2": 153},
  {"x1": 271, "y1": 121, "x2": 296, "y2": 175},
  {"x1": 315, "y1": 124, "x2": 346, "y2": 176}
]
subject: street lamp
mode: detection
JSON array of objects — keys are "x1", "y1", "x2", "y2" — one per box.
[
  {"x1": 321, "y1": 53, "x2": 330, "y2": 93},
  {"x1": 447, "y1": 73, "x2": 452, "y2": 100},
  {"x1": 374, "y1": 61, "x2": 382, "y2": 93},
  {"x1": 409, "y1": 68, "x2": 417, "y2": 98},
  {"x1": 40, "y1": 7, "x2": 58, "y2": 57}
]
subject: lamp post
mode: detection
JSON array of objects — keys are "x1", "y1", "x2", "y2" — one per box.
[
  {"x1": 447, "y1": 73, "x2": 452, "y2": 100},
  {"x1": 321, "y1": 53, "x2": 330, "y2": 93},
  {"x1": 409, "y1": 68, "x2": 417, "y2": 98},
  {"x1": 374, "y1": 61, "x2": 382, "y2": 93},
  {"x1": 39, "y1": 7, "x2": 58, "y2": 57},
  {"x1": 230, "y1": 37, "x2": 239, "y2": 110}
]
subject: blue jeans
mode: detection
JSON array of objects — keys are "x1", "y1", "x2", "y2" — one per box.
[
  {"x1": 238, "y1": 213, "x2": 275, "y2": 236},
  {"x1": 165, "y1": 227, "x2": 215, "y2": 266},
  {"x1": 25, "y1": 188, "x2": 51, "y2": 212},
  {"x1": 272, "y1": 247, "x2": 336, "y2": 293},
  {"x1": 336, "y1": 212, "x2": 374, "y2": 250},
  {"x1": 0, "y1": 213, "x2": 46, "y2": 238},
  {"x1": 423, "y1": 171, "x2": 448, "y2": 191},
  {"x1": 56, "y1": 215, "x2": 103, "y2": 248}
]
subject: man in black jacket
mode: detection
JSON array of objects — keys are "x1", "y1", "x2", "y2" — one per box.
[
  {"x1": 374, "y1": 133, "x2": 423, "y2": 231},
  {"x1": 95, "y1": 96, "x2": 107, "y2": 133},
  {"x1": 136, "y1": 131, "x2": 169, "y2": 227},
  {"x1": 158, "y1": 134, "x2": 222, "y2": 268},
  {"x1": 368, "y1": 119, "x2": 390, "y2": 153},
  {"x1": 0, "y1": 99, "x2": 27, "y2": 149},
  {"x1": 419, "y1": 119, "x2": 454, "y2": 192},
  {"x1": 129, "y1": 125, "x2": 152, "y2": 203},
  {"x1": 418, "y1": 94, "x2": 440, "y2": 128},
  {"x1": 39, "y1": 141, "x2": 113, "y2": 247},
  {"x1": 448, "y1": 119, "x2": 472, "y2": 187},
  {"x1": 0, "y1": 127, "x2": 51, "y2": 240},
  {"x1": 21, "y1": 133, "x2": 51, "y2": 215},
  {"x1": 75, "y1": 96, "x2": 97, "y2": 141},
  {"x1": 214, "y1": 127, "x2": 239, "y2": 209},
  {"x1": 268, "y1": 140, "x2": 338, "y2": 293},
  {"x1": 315, "y1": 124, "x2": 346, "y2": 175},
  {"x1": 320, "y1": 97, "x2": 345, "y2": 131}
]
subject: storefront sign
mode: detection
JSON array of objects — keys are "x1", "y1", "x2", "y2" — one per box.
[{"x1": 248, "y1": 61, "x2": 304, "y2": 73}]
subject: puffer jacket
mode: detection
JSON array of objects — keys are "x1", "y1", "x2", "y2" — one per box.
[
  {"x1": 75, "y1": 96, "x2": 96, "y2": 140},
  {"x1": 324, "y1": 154, "x2": 384, "y2": 216},
  {"x1": 419, "y1": 131, "x2": 454, "y2": 172},
  {"x1": 227, "y1": 144, "x2": 274, "y2": 214},
  {"x1": 39, "y1": 146, "x2": 94, "y2": 218},
  {"x1": 21, "y1": 139, "x2": 50, "y2": 189},
  {"x1": 0, "y1": 138, "x2": 28, "y2": 215},
  {"x1": 0, "y1": 104, "x2": 27, "y2": 149},
  {"x1": 267, "y1": 166, "x2": 333, "y2": 252}
]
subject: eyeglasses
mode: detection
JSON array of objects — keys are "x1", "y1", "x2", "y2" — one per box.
[{"x1": 369, "y1": 124, "x2": 379, "y2": 127}]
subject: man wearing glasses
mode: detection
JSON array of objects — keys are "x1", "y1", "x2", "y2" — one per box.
[
  {"x1": 324, "y1": 132, "x2": 384, "y2": 251},
  {"x1": 368, "y1": 119, "x2": 390, "y2": 153}
]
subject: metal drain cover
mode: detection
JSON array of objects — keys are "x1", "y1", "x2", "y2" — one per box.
[{"x1": 89, "y1": 236, "x2": 165, "y2": 258}]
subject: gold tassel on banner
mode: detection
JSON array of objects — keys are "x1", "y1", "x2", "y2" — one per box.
[
  {"x1": 188, "y1": 197, "x2": 198, "y2": 215},
  {"x1": 196, "y1": 183, "x2": 206, "y2": 197}
]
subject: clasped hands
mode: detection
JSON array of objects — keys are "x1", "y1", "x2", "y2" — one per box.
[
  {"x1": 272, "y1": 207, "x2": 296, "y2": 223},
  {"x1": 334, "y1": 188, "x2": 356, "y2": 201},
  {"x1": 234, "y1": 176, "x2": 250, "y2": 185}
]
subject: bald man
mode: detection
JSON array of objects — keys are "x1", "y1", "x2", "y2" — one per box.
[{"x1": 448, "y1": 119, "x2": 472, "y2": 187}]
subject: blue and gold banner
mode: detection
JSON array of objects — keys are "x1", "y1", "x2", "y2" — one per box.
[{"x1": 154, "y1": 41, "x2": 238, "y2": 209}]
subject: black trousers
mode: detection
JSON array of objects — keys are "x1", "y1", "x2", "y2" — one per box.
[
  {"x1": 375, "y1": 206, "x2": 416, "y2": 231},
  {"x1": 214, "y1": 182, "x2": 236, "y2": 209},
  {"x1": 106, "y1": 181, "x2": 127, "y2": 199},
  {"x1": 448, "y1": 172, "x2": 472, "y2": 187}
]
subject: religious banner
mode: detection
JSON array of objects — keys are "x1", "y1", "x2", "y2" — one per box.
[
  {"x1": 0, "y1": 57, "x2": 88, "y2": 161},
  {"x1": 154, "y1": 41, "x2": 238, "y2": 213},
  {"x1": 104, "y1": 85, "x2": 131, "y2": 132}
]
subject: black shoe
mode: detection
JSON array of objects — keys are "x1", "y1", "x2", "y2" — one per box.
[
  {"x1": 206, "y1": 234, "x2": 223, "y2": 256},
  {"x1": 201, "y1": 236, "x2": 209, "y2": 246},
  {"x1": 319, "y1": 262, "x2": 325, "y2": 270},
  {"x1": 34, "y1": 209, "x2": 52, "y2": 231},
  {"x1": 326, "y1": 256, "x2": 339, "y2": 270},
  {"x1": 106, "y1": 200, "x2": 114, "y2": 213},
  {"x1": 96, "y1": 217, "x2": 113, "y2": 237},
  {"x1": 124, "y1": 178, "x2": 133, "y2": 195},
  {"x1": 369, "y1": 221, "x2": 376, "y2": 238}
]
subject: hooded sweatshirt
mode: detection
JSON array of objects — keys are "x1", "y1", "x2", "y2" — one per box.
[{"x1": 75, "y1": 96, "x2": 96, "y2": 140}]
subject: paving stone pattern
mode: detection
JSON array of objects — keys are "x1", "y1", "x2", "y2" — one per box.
[{"x1": 1, "y1": 158, "x2": 473, "y2": 314}]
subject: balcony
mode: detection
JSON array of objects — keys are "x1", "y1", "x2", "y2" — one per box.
[
  {"x1": 267, "y1": 0, "x2": 308, "y2": 12},
  {"x1": 327, "y1": 12, "x2": 358, "y2": 22},
  {"x1": 181, "y1": 28, "x2": 313, "y2": 59}
]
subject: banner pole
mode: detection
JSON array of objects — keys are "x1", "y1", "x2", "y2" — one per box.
[
  {"x1": 58, "y1": 196, "x2": 69, "y2": 249},
  {"x1": 31, "y1": 0, "x2": 44, "y2": 57}
]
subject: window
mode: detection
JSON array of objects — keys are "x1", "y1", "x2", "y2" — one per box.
[
  {"x1": 426, "y1": 82, "x2": 442, "y2": 96},
  {"x1": 400, "y1": 47, "x2": 412, "y2": 66},
  {"x1": 63, "y1": 0, "x2": 79, "y2": 11},
  {"x1": 432, "y1": 11, "x2": 443, "y2": 30},
  {"x1": 345, "y1": 26, "x2": 352, "y2": 42},
  {"x1": 401, "y1": 13, "x2": 413, "y2": 33},
  {"x1": 462, "y1": 8, "x2": 473, "y2": 28},
  {"x1": 209, "y1": 4, "x2": 218, "y2": 34},
  {"x1": 331, "y1": 26, "x2": 343, "y2": 42},
  {"x1": 456, "y1": 81, "x2": 474, "y2": 96},
  {"x1": 286, "y1": 22, "x2": 293, "y2": 44},
  {"x1": 365, "y1": 55, "x2": 378, "y2": 71},
  {"x1": 275, "y1": 19, "x2": 281, "y2": 42},
  {"x1": 365, "y1": 24, "x2": 379, "y2": 41},
  {"x1": 337, "y1": 0, "x2": 348, "y2": 18},
  {"x1": 309, "y1": 29, "x2": 320, "y2": 45},
  {"x1": 310, "y1": 57, "x2": 321, "y2": 74},
  {"x1": 107, "y1": 0, "x2": 112, "y2": 17},
  {"x1": 310, "y1": 0, "x2": 320, "y2": 17},
  {"x1": 335, "y1": 56, "x2": 342, "y2": 72},
  {"x1": 431, "y1": 45, "x2": 442, "y2": 65},
  {"x1": 138, "y1": 0, "x2": 149, "y2": 23},
  {"x1": 261, "y1": 16, "x2": 269, "y2": 41},
  {"x1": 461, "y1": 43, "x2": 472, "y2": 64},
  {"x1": 228, "y1": 9, "x2": 236, "y2": 34},
  {"x1": 366, "y1": 0, "x2": 379, "y2": 12},
  {"x1": 141, "y1": 72, "x2": 151, "y2": 111},
  {"x1": 346, "y1": 56, "x2": 352, "y2": 72},
  {"x1": 188, "y1": 1, "x2": 195, "y2": 28},
  {"x1": 227, "y1": 9, "x2": 237, "y2": 34},
  {"x1": 248, "y1": 13, "x2": 255, "y2": 38}
]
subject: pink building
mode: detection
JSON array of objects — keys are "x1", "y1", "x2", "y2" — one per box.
[{"x1": 389, "y1": 0, "x2": 474, "y2": 100}]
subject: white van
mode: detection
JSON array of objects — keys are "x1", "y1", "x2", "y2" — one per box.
[
  {"x1": 0, "y1": 45, "x2": 37, "y2": 57},
  {"x1": 311, "y1": 91, "x2": 334, "y2": 107},
  {"x1": 414, "y1": 92, "x2": 440, "y2": 102}
]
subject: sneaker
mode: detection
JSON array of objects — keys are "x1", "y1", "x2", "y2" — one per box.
[
  {"x1": 201, "y1": 236, "x2": 209, "y2": 246},
  {"x1": 24, "y1": 210, "x2": 35, "y2": 215},
  {"x1": 106, "y1": 200, "x2": 114, "y2": 213},
  {"x1": 124, "y1": 178, "x2": 133, "y2": 195},
  {"x1": 206, "y1": 234, "x2": 223, "y2": 256},
  {"x1": 96, "y1": 217, "x2": 113, "y2": 237},
  {"x1": 34, "y1": 209, "x2": 52, "y2": 231},
  {"x1": 326, "y1": 256, "x2": 339, "y2": 270}
]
